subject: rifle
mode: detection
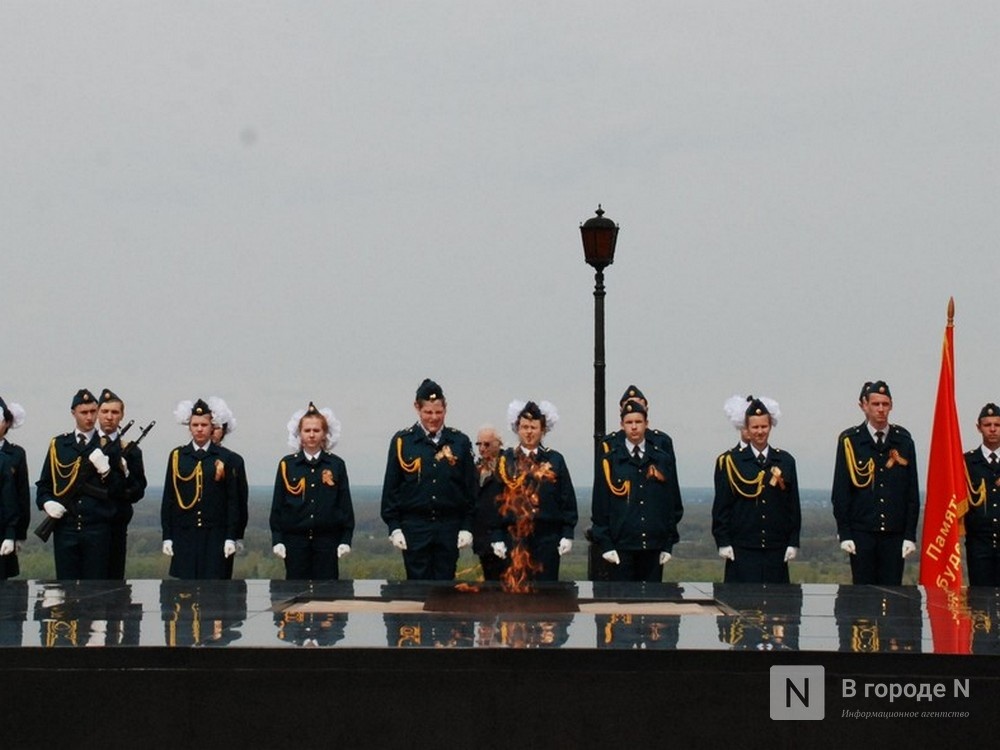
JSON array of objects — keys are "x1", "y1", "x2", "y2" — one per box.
[{"x1": 33, "y1": 420, "x2": 155, "y2": 542}]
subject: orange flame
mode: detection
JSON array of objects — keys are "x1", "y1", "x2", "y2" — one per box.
[{"x1": 497, "y1": 454, "x2": 556, "y2": 593}]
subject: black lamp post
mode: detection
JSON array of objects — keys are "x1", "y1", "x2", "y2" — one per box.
[{"x1": 580, "y1": 205, "x2": 619, "y2": 462}]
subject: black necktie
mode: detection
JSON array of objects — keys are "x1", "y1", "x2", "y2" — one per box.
[
  {"x1": 757, "y1": 453, "x2": 766, "y2": 467},
  {"x1": 875, "y1": 431, "x2": 884, "y2": 448},
  {"x1": 194, "y1": 448, "x2": 206, "y2": 458},
  {"x1": 77, "y1": 433, "x2": 87, "y2": 448},
  {"x1": 632, "y1": 445, "x2": 641, "y2": 461},
  {"x1": 990, "y1": 452, "x2": 998, "y2": 467}
]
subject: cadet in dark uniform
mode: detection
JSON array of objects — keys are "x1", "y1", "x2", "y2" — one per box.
[
  {"x1": 380, "y1": 379, "x2": 476, "y2": 580},
  {"x1": 603, "y1": 385, "x2": 675, "y2": 455},
  {"x1": 712, "y1": 396, "x2": 801, "y2": 583},
  {"x1": 161, "y1": 398, "x2": 240, "y2": 580},
  {"x1": 592, "y1": 400, "x2": 683, "y2": 582},
  {"x1": 0, "y1": 396, "x2": 29, "y2": 580},
  {"x1": 208, "y1": 396, "x2": 249, "y2": 578},
  {"x1": 493, "y1": 400, "x2": 577, "y2": 582},
  {"x1": 36, "y1": 388, "x2": 123, "y2": 579},
  {"x1": 97, "y1": 389, "x2": 147, "y2": 580},
  {"x1": 964, "y1": 402, "x2": 1000, "y2": 586},
  {"x1": 831, "y1": 381, "x2": 920, "y2": 585},
  {"x1": 472, "y1": 424, "x2": 506, "y2": 581},
  {"x1": 271, "y1": 402, "x2": 355, "y2": 580}
]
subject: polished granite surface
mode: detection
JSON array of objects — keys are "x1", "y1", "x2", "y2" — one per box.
[{"x1": 1, "y1": 579, "x2": 997, "y2": 653}]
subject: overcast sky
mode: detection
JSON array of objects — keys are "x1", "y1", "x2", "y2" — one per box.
[{"x1": 3, "y1": 2, "x2": 998, "y2": 495}]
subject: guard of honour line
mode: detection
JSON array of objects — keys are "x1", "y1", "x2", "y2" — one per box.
[{"x1": 1, "y1": 379, "x2": 998, "y2": 587}]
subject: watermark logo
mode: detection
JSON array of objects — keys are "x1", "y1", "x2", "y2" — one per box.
[{"x1": 770, "y1": 665, "x2": 825, "y2": 720}]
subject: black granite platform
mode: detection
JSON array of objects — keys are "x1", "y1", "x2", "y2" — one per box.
[{"x1": 1, "y1": 580, "x2": 998, "y2": 746}]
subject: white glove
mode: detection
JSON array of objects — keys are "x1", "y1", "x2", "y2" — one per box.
[
  {"x1": 337, "y1": 544, "x2": 351, "y2": 558},
  {"x1": 602, "y1": 550, "x2": 621, "y2": 565},
  {"x1": 272, "y1": 543, "x2": 287, "y2": 559},
  {"x1": 558, "y1": 538, "x2": 572, "y2": 556},
  {"x1": 120, "y1": 457, "x2": 130, "y2": 478},
  {"x1": 491, "y1": 541, "x2": 507, "y2": 559},
  {"x1": 43, "y1": 500, "x2": 67, "y2": 519},
  {"x1": 390, "y1": 529, "x2": 407, "y2": 550},
  {"x1": 784, "y1": 546, "x2": 798, "y2": 562},
  {"x1": 659, "y1": 551, "x2": 672, "y2": 565},
  {"x1": 41, "y1": 586, "x2": 66, "y2": 608},
  {"x1": 223, "y1": 539, "x2": 236, "y2": 558},
  {"x1": 840, "y1": 539, "x2": 856, "y2": 555},
  {"x1": 162, "y1": 540, "x2": 174, "y2": 556},
  {"x1": 88, "y1": 448, "x2": 111, "y2": 476},
  {"x1": 902, "y1": 540, "x2": 917, "y2": 558},
  {"x1": 235, "y1": 539, "x2": 246, "y2": 554},
  {"x1": 718, "y1": 545, "x2": 735, "y2": 561},
  {"x1": 0, "y1": 539, "x2": 14, "y2": 556},
  {"x1": 457, "y1": 530, "x2": 473, "y2": 549}
]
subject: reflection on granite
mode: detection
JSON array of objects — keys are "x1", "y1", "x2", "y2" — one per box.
[
  {"x1": 160, "y1": 580, "x2": 247, "y2": 647},
  {"x1": 0, "y1": 579, "x2": 997, "y2": 653},
  {"x1": 33, "y1": 581, "x2": 142, "y2": 647},
  {"x1": 834, "y1": 584, "x2": 922, "y2": 653},
  {"x1": 714, "y1": 583, "x2": 802, "y2": 651}
]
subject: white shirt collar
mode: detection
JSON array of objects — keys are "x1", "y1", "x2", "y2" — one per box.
[
  {"x1": 867, "y1": 423, "x2": 888, "y2": 441},
  {"x1": 626, "y1": 439, "x2": 646, "y2": 456}
]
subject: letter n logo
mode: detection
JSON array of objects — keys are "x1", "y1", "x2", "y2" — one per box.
[{"x1": 769, "y1": 665, "x2": 825, "y2": 720}]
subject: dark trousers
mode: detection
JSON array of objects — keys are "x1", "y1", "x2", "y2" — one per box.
[
  {"x1": 169, "y1": 527, "x2": 227, "y2": 580},
  {"x1": 967, "y1": 544, "x2": 1000, "y2": 586},
  {"x1": 850, "y1": 531, "x2": 905, "y2": 585},
  {"x1": 525, "y1": 531, "x2": 561, "y2": 582},
  {"x1": 283, "y1": 533, "x2": 341, "y2": 580},
  {"x1": 609, "y1": 549, "x2": 663, "y2": 583},
  {"x1": 108, "y1": 519, "x2": 129, "y2": 580},
  {"x1": 1, "y1": 551, "x2": 19, "y2": 580},
  {"x1": 400, "y1": 518, "x2": 461, "y2": 581},
  {"x1": 724, "y1": 547, "x2": 789, "y2": 584},
  {"x1": 53, "y1": 522, "x2": 111, "y2": 580},
  {"x1": 478, "y1": 552, "x2": 507, "y2": 581}
]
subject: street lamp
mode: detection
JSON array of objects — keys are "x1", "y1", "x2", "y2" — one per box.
[{"x1": 580, "y1": 205, "x2": 619, "y2": 461}]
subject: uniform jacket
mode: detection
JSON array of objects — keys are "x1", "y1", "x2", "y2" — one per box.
[
  {"x1": 495, "y1": 445, "x2": 578, "y2": 539},
  {"x1": 0, "y1": 441, "x2": 29, "y2": 540},
  {"x1": 271, "y1": 450, "x2": 355, "y2": 545},
  {"x1": 712, "y1": 445, "x2": 801, "y2": 550},
  {"x1": 0, "y1": 453, "x2": 19, "y2": 541},
  {"x1": 831, "y1": 423, "x2": 919, "y2": 540},
  {"x1": 216, "y1": 445, "x2": 250, "y2": 538},
  {"x1": 36, "y1": 432, "x2": 122, "y2": 524},
  {"x1": 160, "y1": 442, "x2": 240, "y2": 540},
  {"x1": 100, "y1": 433, "x2": 147, "y2": 523},
  {"x1": 591, "y1": 436, "x2": 683, "y2": 553},
  {"x1": 964, "y1": 448, "x2": 1000, "y2": 554},
  {"x1": 380, "y1": 424, "x2": 476, "y2": 531}
]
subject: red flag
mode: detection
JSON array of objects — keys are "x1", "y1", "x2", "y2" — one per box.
[{"x1": 920, "y1": 298, "x2": 971, "y2": 653}]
